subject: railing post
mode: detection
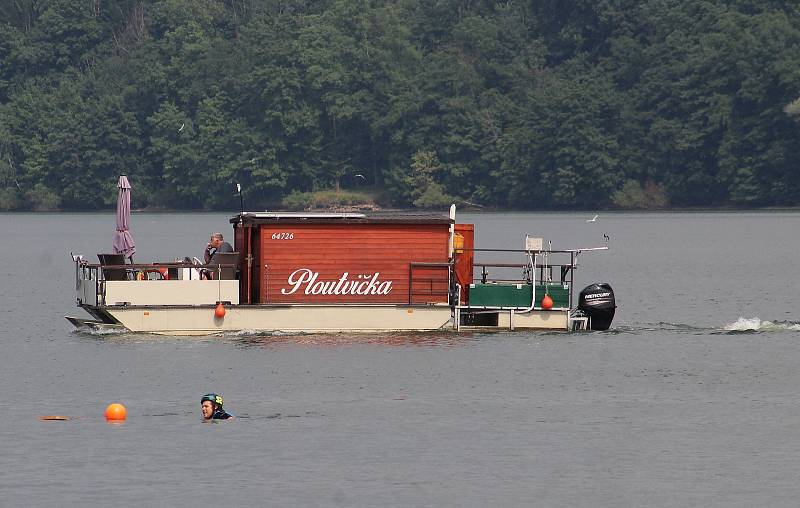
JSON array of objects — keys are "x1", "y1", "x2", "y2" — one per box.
[{"x1": 408, "y1": 264, "x2": 413, "y2": 304}]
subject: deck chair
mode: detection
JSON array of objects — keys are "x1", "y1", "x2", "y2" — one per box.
[
  {"x1": 206, "y1": 252, "x2": 240, "y2": 280},
  {"x1": 97, "y1": 253, "x2": 128, "y2": 281}
]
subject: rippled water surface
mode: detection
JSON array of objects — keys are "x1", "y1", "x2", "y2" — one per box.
[{"x1": 2, "y1": 211, "x2": 799, "y2": 507}]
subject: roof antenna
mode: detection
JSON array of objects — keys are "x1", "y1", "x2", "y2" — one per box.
[{"x1": 236, "y1": 182, "x2": 244, "y2": 216}]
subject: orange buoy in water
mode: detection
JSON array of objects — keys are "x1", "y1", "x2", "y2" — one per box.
[
  {"x1": 214, "y1": 302, "x2": 226, "y2": 318},
  {"x1": 105, "y1": 403, "x2": 127, "y2": 421},
  {"x1": 541, "y1": 294, "x2": 554, "y2": 310}
]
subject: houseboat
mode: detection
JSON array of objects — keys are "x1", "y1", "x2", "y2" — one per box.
[{"x1": 67, "y1": 207, "x2": 615, "y2": 335}]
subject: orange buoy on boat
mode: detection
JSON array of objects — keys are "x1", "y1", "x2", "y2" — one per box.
[
  {"x1": 214, "y1": 302, "x2": 226, "y2": 318},
  {"x1": 541, "y1": 294, "x2": 554, "y2": 310},
  {"x1": 105, "y1": 403, "x2": 127, "y2": 421}
]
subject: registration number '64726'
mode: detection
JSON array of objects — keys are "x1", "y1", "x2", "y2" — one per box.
[{"x1": 270, "y1": 232, "x2": 294, "y2": 240}]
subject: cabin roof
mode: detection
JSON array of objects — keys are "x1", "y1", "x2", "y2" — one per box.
[{"x1": 231, "y1": 211, "x2": 454, "y2": 225}]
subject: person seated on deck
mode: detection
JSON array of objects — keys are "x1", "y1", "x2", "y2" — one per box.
[
  {"x1": 201, "y1": 393, "x2": 233, "y2": 420},
  {"x1": 203, "y1": 232, "x2": 233, "y2": 264},
  {"x1": 201, "y1": 232, "x2": 233, "y2": 279}
]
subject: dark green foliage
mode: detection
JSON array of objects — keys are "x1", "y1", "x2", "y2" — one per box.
[
  {"x1": 1, "y1": 0, "x2": 799, "y2": 210},
  {"x1": 282, "y1": 188, "x2": 377, "y2": 211}
]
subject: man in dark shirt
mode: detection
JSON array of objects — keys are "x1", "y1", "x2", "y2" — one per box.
[
  {"x1": 201, "y1": 393, "x2": 233, "y2": 420},
  {"x1": 203, "y1": 232, "x2": 234, "y2": 263}
]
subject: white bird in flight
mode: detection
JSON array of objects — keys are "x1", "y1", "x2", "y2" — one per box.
[
  {"x1": 586, "y1": 214, "x2": 599, "y2": 222},
  {"x1": 178, "y1": 123, "x2": 185, "y2": 132}
]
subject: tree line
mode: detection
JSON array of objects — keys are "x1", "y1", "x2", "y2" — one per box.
[{"x1": 2, "y1": 0, "x2": 800, "y2": 211}]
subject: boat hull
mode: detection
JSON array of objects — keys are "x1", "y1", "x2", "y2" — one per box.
[
  {"x1": 96, "y1": 304, "x2": 455, "y2": 335},
  {"x1": 70, "y1": 304, "x2": 572, "y2": 335}
]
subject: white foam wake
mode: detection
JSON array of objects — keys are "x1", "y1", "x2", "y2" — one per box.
[
  {"x1": 72, "y1": 325, "x2": 129, "y2": 336},
  {"x1": 221, "y1": 329, "x2": 296, "y2": 337},
  {"x1": 724, "y1": 317, "x2": 800, "y2": 332}
]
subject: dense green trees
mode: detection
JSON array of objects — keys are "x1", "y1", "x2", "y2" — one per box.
[{"x1": 1, "y1": 0, "x2": 799, "y2": 210}]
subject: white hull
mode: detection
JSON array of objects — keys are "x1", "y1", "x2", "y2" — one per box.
[{"x1": 103, "y1": 304, "x2": 455, "y2": 335}]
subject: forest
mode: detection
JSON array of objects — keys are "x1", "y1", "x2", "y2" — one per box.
[{"x1": 2, "y1": 0, "x2": 800, "y2": 211}]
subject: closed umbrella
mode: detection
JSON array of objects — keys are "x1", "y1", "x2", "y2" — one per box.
[{"x1": 112, "y1": 175, "x2": 136, "y2": 261}]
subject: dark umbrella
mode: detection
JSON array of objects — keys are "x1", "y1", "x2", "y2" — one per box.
[{"x1": 112, "y1": 175, "x2": 136, "y2": 261}]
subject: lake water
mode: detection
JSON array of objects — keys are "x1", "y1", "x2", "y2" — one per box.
[{"x1": 2, "y1": 211, "x2": 799, "y2": 507}]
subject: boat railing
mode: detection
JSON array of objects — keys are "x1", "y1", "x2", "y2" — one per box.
[
  {"x1": 467, "y1": 248, "x2": 583, "y2": 310},
  {"x1": 473, "y1": 262, "x2": 575, "y2": 286},
  {"x1": 76, "y1": 261, "x2": 239, "y2": 282},
  {"x1": 74, "y1": 259, "x2": 241, "y2": 307},
  {"x1": 408, "y1": 262, "x2": 452, "y2": 305}
]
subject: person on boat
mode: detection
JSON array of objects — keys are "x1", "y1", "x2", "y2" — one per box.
[
  {"x1": 201, "y1": 393, "x2": 233, "y2": 420},
  {"x1": 203, "y1": 232, "x2": 233, "y2": 263},
  {"x1": 201, "y1": 232, "x2": 234, "y2": 279}
]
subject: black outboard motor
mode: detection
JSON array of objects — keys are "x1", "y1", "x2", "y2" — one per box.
[{"x1": 577, "y1": 283, "x2": 616, "y2": 330}]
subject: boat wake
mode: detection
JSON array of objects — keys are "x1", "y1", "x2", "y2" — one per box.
[
  {"x1": 222, "y1": 329, "x2": 296, "y2": 337},
  {"x1": 71, "y1": 325, "x2": 130, "y2": 336},
  {"x1": 600, "y1": 319, "x2": 800, "y2": 335},
  {"x1": 605, "y1": 322, "x2": 707, "y2": 334},
  {"x1": 722, "y1": 317, "x2": 800, "y2": 333}
]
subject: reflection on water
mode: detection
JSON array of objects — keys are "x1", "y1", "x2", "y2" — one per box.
[
  {"x1": 72, "y1": 326, "x2": 475, "y2": 348},
  {"x1": 231, "y1": 330, "x2": 473, "y2": 348}
]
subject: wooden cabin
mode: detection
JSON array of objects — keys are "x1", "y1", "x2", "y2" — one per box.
[{"x1": 231, "y1": 211, "x2": 474, "y2": 307}]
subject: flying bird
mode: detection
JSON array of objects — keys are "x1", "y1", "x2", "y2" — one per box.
[
  {"x1": 178, "y1": 123, "x2": 185, "y2": 132},
  {"x1": 586, "y1": 214, "x2": 599, "y2": 222}
]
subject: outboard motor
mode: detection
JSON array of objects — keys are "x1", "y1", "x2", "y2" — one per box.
[{"x1": 577, "y1": 283, "x2": 616, "y2": 330}]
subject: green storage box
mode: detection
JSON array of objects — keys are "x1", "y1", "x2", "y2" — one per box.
[
  {"x1": 534, "y1": 283, "x2": 570, "y2": 309},
  {"x1": 469, "y1": 283, "x2": 533, "y2": 307},
  {"x1": 468, "y1": 283, "x2": 570, "y2": 309}
]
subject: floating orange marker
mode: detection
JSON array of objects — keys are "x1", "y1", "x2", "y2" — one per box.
[
  {"x1": 541, "y1": 294, "x2": 554, "y2": 310},
  {"x1": 214, "y1": 302, "x2": 226, "y2": 318},
  {"x1": 105, "y1": 403, "x2": 127, "y2": 421}
]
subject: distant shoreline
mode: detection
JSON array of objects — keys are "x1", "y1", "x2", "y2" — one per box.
[{"x1": 3, "y1": 206, "x2": 800, "y2": 214}]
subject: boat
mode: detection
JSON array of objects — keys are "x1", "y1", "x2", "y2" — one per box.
[{"x1": 67, "y1": 207, "x2": 616, "y2": 335}]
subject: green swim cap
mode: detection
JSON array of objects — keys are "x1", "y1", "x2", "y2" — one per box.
[{"x1": 201, "y1": 393, "x2": 223, "y2": 407}]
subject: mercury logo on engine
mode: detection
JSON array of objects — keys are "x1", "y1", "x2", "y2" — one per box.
[
  {"x1": 282, "y1": 268, "x2": 393, "y2": 296},
  {"x1": 585, "y1": 292, "x2": 611, "y2": 299}
]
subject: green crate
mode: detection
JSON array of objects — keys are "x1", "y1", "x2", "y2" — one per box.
[
  {"x1": 468, "y1": 283, "x2": 570, "y2": 309},
  {"x1": 534, "y1": 283, "x2": 570, "y2": 309},
  {"x1": 468, "y1": 283, "x2": 533, "y2": 307}
]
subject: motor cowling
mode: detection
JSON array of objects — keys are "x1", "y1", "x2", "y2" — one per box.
[{"x1": 577, "y1": 283, "x2": 616, "y2": 330}]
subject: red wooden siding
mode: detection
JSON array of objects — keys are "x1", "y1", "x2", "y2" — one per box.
[{"x1": 259, "y1": 223, "x2": 450, "y2": 304}]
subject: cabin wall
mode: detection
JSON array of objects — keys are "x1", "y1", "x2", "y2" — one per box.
[{"x1": 257, "y1": 223, "x2": 450, "y2": 304}]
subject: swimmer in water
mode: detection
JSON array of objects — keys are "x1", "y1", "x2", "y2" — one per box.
[{"x1": 201, "y1": 393, "x2": 233, "y2": 420}]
